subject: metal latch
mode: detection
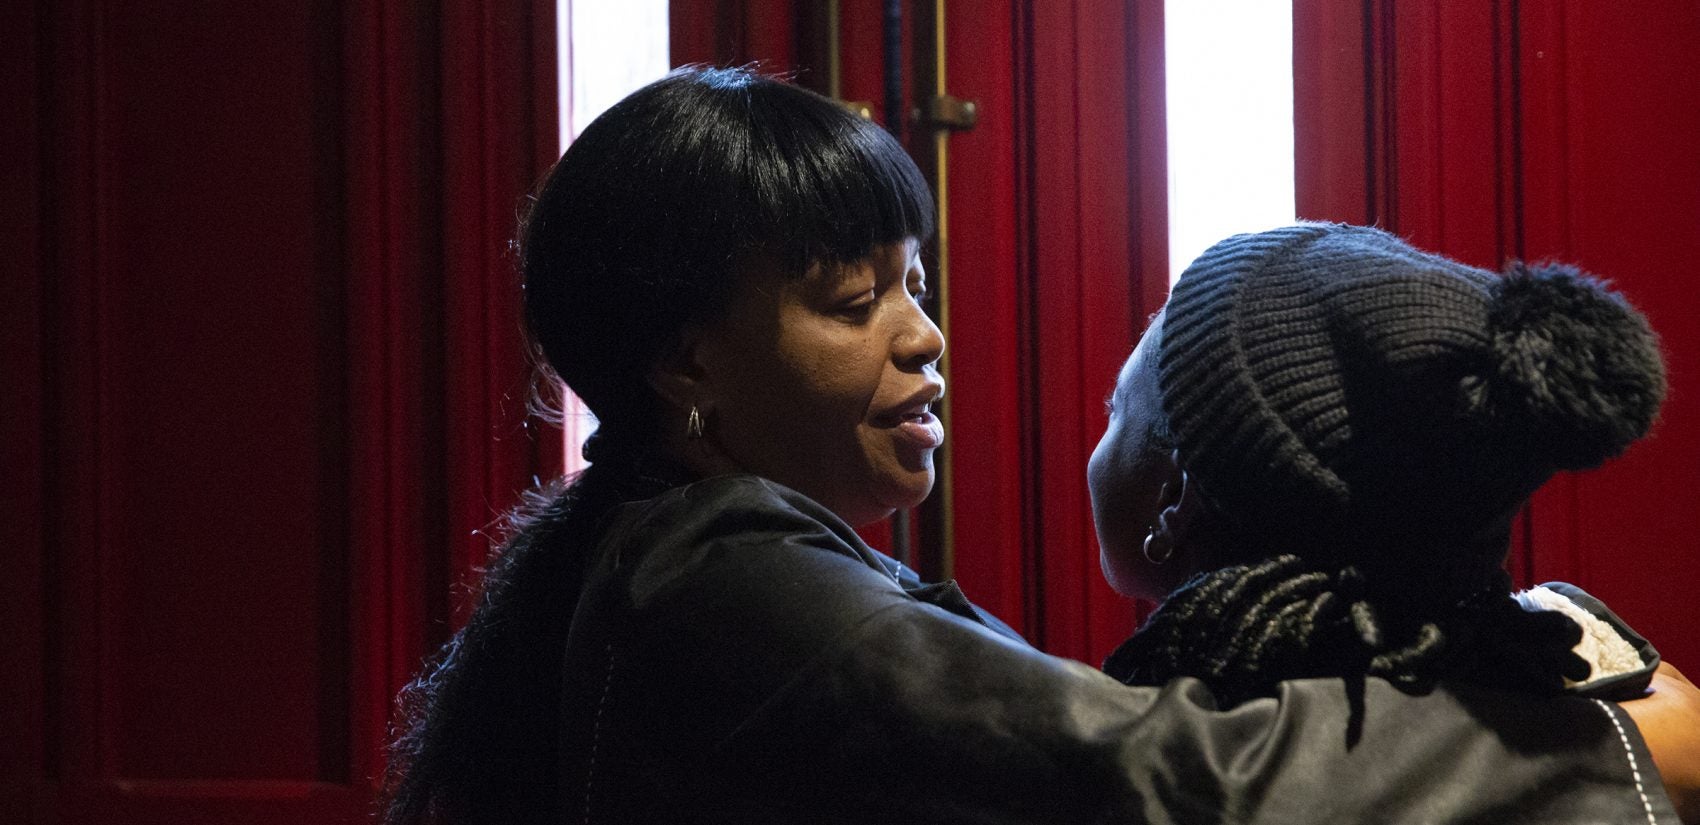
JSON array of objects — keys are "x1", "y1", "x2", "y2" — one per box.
[{"x1": 915, "y1": 94, "x2": 978, "y2": 131}]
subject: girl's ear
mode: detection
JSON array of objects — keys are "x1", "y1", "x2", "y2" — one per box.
[{"x1": 1157, "y1": 450, "x2": 1219, "y2": 564}]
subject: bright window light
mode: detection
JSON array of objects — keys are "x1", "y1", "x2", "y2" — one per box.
[
  {"x1": 556, "y1": 0, "x2": 669, "y2": 474},
  {"x1": 1164, "y1": 0, "x2": 1296, "y2": 283}
]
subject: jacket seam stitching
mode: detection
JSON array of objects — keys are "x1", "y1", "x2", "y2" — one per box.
[
  {"x1": 1592, "y1": 697, "x2": 1660, "y2": 825},
  {"x1": 583, "y1": 642, "x2": 618, "y2": 825}
]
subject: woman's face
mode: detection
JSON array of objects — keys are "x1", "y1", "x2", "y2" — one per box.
[
  {"x1": 1088, "y1": 314, "x2": 1190, "y2": 601},
  {"x1": 691, "y1": 238, "x2": 945, "y2": 526}
]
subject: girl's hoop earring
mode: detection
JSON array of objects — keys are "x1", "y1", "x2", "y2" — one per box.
[
  {"x1": 1143, "y1": 529, "x2": 1174, "y2": 565},
  {"x1": 686, "y1": 405, "x2": 704, "y2": 439}
]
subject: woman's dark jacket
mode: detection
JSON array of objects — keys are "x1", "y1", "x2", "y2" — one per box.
[{"x1": 559, "y1": 474, "x2": 1676, "y2": 823}]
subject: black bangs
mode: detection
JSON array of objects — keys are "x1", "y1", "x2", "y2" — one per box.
[{"x1": 734, "y1": 76, "x2": 936, "y2": 271}]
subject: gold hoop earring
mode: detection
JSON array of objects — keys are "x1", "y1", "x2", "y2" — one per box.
[
  {"x1": 686, "y1": 405, "x2": 704, "y2": 439},
  {"x1": 1143, "y1": 529, "x2": 1174, "y2": 565}
]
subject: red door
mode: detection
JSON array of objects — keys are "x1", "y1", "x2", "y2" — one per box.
[{"x1": 2, "y1": 2, "x2": 558, "y2": 822}]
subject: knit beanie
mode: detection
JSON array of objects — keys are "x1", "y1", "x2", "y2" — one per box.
[{"x1": 1158, "y1": 223, "x2": 1665, "y2": 577}]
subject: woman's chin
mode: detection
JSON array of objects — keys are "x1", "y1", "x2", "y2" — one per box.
[
  {"x1": 831, "y1": 472, "x2": 934, "y2": 528},
  {"x1": 880, "y1": 469, "x2": 936, "y2": 513}
]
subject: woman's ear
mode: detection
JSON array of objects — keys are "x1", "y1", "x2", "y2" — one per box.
[{"x1": 648, "y1": 325, "x2": 710, "y2": 411}]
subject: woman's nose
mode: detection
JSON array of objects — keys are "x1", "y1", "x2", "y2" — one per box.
[{"x1": 894, "y1": 298, "x2": 945, "y2": 370}]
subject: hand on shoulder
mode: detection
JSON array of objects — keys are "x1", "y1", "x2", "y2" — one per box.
[{"x1": 1621, "y1": 662, "x2": 1700, "y2": 824}]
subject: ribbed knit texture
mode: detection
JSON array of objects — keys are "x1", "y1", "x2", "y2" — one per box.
[
  {"x1": 1124, "y1": 223, "x2": 1664, "y2": 700},
  {"x1": 1160, "y1": 225, "x2": 1530, "y2": 566},
  {"x1": 1160, "y1": 223, "x2": 1665, "y2": 574}
]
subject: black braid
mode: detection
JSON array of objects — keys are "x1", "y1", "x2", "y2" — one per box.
[{"x1": 1115, "y1": 556, "x2": 1587, "y2": 704}]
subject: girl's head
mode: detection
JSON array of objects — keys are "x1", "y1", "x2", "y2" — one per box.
[
  {"x1": 1091, "y1": 223, "x2": 1665, "y2": 697},
  {"x1": 1093, "y1": 223, "x2": 1667, "y2": 601},
  {"x1": 523, "y1": 66, "x2": 942, "y2": 524}
]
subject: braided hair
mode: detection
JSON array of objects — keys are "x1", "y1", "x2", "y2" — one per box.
[{"x1": 1108, "y1": 557, "x2": 1590, "y2": 704}]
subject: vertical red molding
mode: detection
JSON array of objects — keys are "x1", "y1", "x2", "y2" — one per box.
[
  {"x1": 1514, "y1": 0, "x2": 1582, "y2": 592},
  {"x1": 344, "y1": 0, "x2": 433, "y2": 787},
  {"x1": 942, "y1": 0, "x2": 1026, "y2": 635},
  {"x1": 1013, "y1": 0, "x2": 1081, "y2": 653},
  {"x1": 346, "y1": 0, "x2": 562, "y2": 786},
  {"x1": 440, "y1": 0, "x2": 560, "y2": 630},
  {"x1": 1294, "y1": 0, "x2": 1369, "y2": 224},
  {"x1": 1294, "y1": 0, "x2": 1700, "y2": 670},
  {"x1": 41, "y1": 0, "x2": 110, "y2": 807},
  {"x1": 0, "y1": 0, "x2": 47, "y2": 819},
  {"x1": 1126, "y1": 0, "x2": 1169, "y2": 323},
  {"x1": 1014, "y1": 0, "x2": 1152, "y2": 663},
  {"x1": 670, "y1": 0, "x2": 799, "y2": 70},
  {"x1": 1522, "y1": 1, "x2": 1700, "y2": 672}
]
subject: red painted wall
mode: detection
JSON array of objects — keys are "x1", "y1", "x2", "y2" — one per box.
[
  {"x1": 2, "y1": 2, "x2": 558, "y2": 822},
  {"x1": 1296, "y1": 0, "x2": 1700, "y2": 670}
]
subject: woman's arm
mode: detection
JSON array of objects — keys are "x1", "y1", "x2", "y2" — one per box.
[
  {"x1": 618, "y1": 476, "x2": 1681, "y2": 824},
  {"x1": 1622, "y1": 662, "x2": 1700, "y2": 824}
]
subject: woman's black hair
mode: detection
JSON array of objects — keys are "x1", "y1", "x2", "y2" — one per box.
[
  {"x1": 379, "y1": 66, "x2": 933, "y2": 825},
  {"x1": 524, "y1": 64, "x2": 933, "y2": 451}
]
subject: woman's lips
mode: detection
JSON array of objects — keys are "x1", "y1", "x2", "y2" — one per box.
[{"x1": 893, "y1": 410, "x2": 944, "y2": 450}]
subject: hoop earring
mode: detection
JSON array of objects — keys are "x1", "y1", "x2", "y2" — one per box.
[
  {"x1": 686, "y1": 405, "x2": 704, "y2": 439},
  {"x1": 1143, "y1": 529, "x2": 1174, "y2": 565}
]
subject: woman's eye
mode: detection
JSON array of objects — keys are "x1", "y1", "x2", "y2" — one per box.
[
  {"x1": 909, "y1": 285, "x2": 929, "y2": 303},
  {"x1": 836, "y1": 292, "x2": 877, "y2": 318}
]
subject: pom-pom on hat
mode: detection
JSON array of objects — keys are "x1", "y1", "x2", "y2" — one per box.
[{"x1": 1159, "y1": 223, "x2": 1665, "y2": 570}]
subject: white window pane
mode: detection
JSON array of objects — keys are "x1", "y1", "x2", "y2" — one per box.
[
  {"x1": 556, "y1": 0, "x2": 670, "y2": 473},
  {"x1": 1165, "y1": 0, "x2": 1296, "y2": 284}
]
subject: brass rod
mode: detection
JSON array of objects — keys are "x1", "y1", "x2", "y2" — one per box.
[
  {"x1": 827, "y1": 0, "x2": 841, "y2": 100},
  {"x1": 930, "y1": 0, "x2": 955, "y2": 582}
]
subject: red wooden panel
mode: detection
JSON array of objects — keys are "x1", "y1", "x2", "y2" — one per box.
[
  {"x1": 1074, "y1": 0, "x2": 1142, "y2": 663},
  {"x1": 0, "y1": 0, "x2": 48, "y2": 818},
  {"x1": 440, "y1": 0, "x2": 560, "y2": 628},
  {"x1": 1019, "y1": 0, "x2": 1147, "y2": 664},
  {"x1": 10, "y1": 1, "x2": 560, "y2": 822},
  {"x1": 668, "y1": 0, "x2": 719, "y2": 66},
  {"x1": 1520, "y1": 2, "x2": 1700, "y2": 672},
  {"x1": 1516, "y1": 0, "x2": 1587, "y2": 593},
  {"x1": 943, "y1": 0, "x2": 1029, "y2": 633},
  {"x1": 343, "y1": 0, "x2": 441, "y2": 790},
  {"x1": 1025, "y1": 0, "x2": 1089, "y2": 658},
  {"x1": 1296, "y1": 0, "x2": 1700, "y2": 672},
  {"x1": 836, "y1": 0, "x2": 889, "y2": 123},
  {"x1": 1386, "y1": 0, "x2": 1504, "y2": 263},
  {"x1": 10, "y1": 1, "x2": 371, "y2": 821},
  {"x1": 1294, "y1": 0, "x2": 1370, "y2": 224},
  {"x1": 100, "y1": 0, "x2": 330, "y2": 781},
  {"x1": 669, "y1": 0, "x2": 797, "y2": 70}
]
